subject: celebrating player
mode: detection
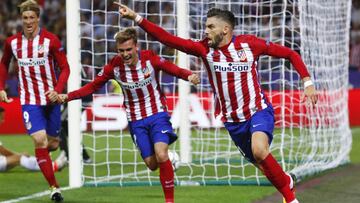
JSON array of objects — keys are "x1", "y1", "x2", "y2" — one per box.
[
  {"x1": 0, "y1": 0, "x2": 70, "y2": 201},
  {"x1": 117, "y1": 3, "x2": 317, "y2": 203},
  {"x1": 58, "y1": 27, "x2": 199, "y2": 203}
]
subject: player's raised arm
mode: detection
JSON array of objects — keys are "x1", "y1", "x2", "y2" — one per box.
[
  {"x1": 251, "y1": 36, "x2": 318, "y2": 106},
  {"x1": 150, "y1": 54, "x2": 200, "y2": 85},
  {"x1": 114, "y1": 2, "x2": 206, "y2": 57}
]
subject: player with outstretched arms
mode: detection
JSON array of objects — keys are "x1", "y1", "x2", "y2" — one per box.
[
  {"x1": 0, "y1": 1, "x2": 70, "y2": 201},
  {"x1": 116, "y1": 3, "x2": 318, "y2": 203},
  {"x1": 58, "y1": 28, "x2": 199, "y2": 203}
]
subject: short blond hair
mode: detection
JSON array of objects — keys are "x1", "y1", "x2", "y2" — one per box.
[
  {"x1": 114, "y1": 28, "x2": 138, "y2": 44},
  {"x1": 18, "y1": 0, "x2": 40, "y2": 17}
]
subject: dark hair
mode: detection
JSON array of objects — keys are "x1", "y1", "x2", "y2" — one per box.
[
  {"x1": 207, "y1": 8, "x2": 235, "y2": 29},
  {"x1": 18, "y1": 0, "x2": 40, "y2": 17},
  {"x1": 0, "y1": 106, "x2": 4, "y2": 112},
  {"x1": 114, "y1": 27, "x2": 138, "y2": 44}
]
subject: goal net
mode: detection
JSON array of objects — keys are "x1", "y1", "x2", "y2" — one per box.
[{"x1": 68, "y1": 0, "x2": 352, "y2": 186}]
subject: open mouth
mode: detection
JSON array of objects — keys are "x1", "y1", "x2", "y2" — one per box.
[
  {"x1": 123, "y1": 56, "x2": 132, "y2": 64},
  {"x1": 26, "y1": 25, "x2": 33, "y2": 31}
]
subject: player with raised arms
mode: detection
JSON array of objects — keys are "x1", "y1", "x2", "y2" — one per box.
[
  {"x1": 116, "y1": 3, "x2": 317, "y2": 203},
  {"x1": 58, "y1": 27, "x2": 199, "y2": 203},
  {"x1": 0, "y1": 0, "x2": 70, "y2": 201}
]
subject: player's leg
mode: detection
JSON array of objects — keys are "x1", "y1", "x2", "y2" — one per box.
[
  {"x1": 0, "y1": 155, "x2": 8, "y2": 172},
  {"x1": 45, "y1": 104, "x2": 64, "y2": 202},
  {"x1": 250, "y1": 106, "x2": 297, "y2": 203},
  {"x1": 0, "y1": 146, "x2": 21, "y2": 170},
  {"x1": 154, "y1": 142, "x2": 174, "y2": 203},
  {"x1": 22, "y1": 105, "x2": 62, "y2": 202},
  {"x1": 22, "y1": 105, "x2": 59, "y2": 187},
  {"x1": 0, "y1": 145, "x2": 41, "y2": 171},
  {"x1": 32, "y1": 130, "x2": 60, "y2": 187},
  {"x1": 128, "y1": 118, "x2": 158, "y2": 170},
  {"x1": 252, "y1": 132, "x2": 296, "y2": 203},
  {"x1": 3, "y1": 154, "x2": 21, "y2": 170},
  {"x1": 150, "y1": 112, "x2": 177, "y2": 203}
]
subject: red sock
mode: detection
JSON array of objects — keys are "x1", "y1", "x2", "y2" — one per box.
[
  {"x1": 260, "y1": 153, "x2": 294, "y2": 202},
  {"x1": 159, "y1": 159, "x2": 174, "y2": 203},
  {"x1": 35, "y1": 148, "x2": 59, "y2": 188}
]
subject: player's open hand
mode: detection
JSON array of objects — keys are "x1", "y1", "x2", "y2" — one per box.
[
  {"x1": 188, "y1": 74, "x2": 200, "y2": 85},
  {"x1": 45, "y1": 90, "x2": 59, "y2": 103},
  {"x1": 0, "y1": 90, "x2": 13, "y2": 103},
  {"x1": 302, "y1": 85, "x2": 318, "y2": 107},
  {"x1": 57, "y1": 94, "x2": 68, "y2": 104},
  {"x1": 113, "y1": 1, "x2": 137, "y2": 20}
]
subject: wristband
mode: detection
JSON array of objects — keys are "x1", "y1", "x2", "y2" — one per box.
[
  {"x1": 303, "y1": 80, "x2": 313, "y2": 88},
  {"x1": 135, "y1": 15, "x2": 143, "y2": 24}
]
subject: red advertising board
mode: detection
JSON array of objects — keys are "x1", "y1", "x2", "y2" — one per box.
[{"x1": 1, "y1": 89, "x2": 359, "y2": 134}]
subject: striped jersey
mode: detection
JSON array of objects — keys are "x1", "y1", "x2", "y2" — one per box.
[
  {"x1": 139, "y1": 19, "x2": 310, "y2": 122},
  {"x1": 0, "y1": 28, "x2": 70, "y2": 105},
  {"x1": 67, "y1": 50, "x2": 192, "y2": 121}
]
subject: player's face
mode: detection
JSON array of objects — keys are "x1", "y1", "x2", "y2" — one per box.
[
  {"x1": 205, "y1": 17, "x2": 225, "y2": 48},
  {"x1": 117, "y1": 39, "x2": 139, "y2": 66},
  {"x1": 22, "y1": 11, "x2": 40, "y2": 37}
]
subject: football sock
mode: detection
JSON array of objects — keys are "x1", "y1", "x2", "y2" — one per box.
[
  {"x1": 35, "y1": 148, "x2": 59, "y2": 188},
  {"x1": 260, "y1": 153, "x2": 295, "y2": 202},
  {"x1": 20, "y1": 155, "x2": 40, "y2": 171},
  {"x1": 159, "y1": 159, "x2": 174, "y2": 203}
]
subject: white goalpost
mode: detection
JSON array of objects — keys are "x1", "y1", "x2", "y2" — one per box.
[{"x1": 67, "y1": 0, "x2": 352, "y2": 187}]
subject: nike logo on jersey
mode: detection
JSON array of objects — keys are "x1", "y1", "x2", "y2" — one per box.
[
  {"x1": 252, "y1": 124, "x2": 262, "y2": 128},
  {"x1": 161, "y1": 130, "x2": 169, "y2": 134}
]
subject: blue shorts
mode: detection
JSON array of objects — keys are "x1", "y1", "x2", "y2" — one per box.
[
  {"x1": 224, "y1": 105, "x2": 274, "y2": 163},
  {"x1": 128, "y1": 112, "x2": 177, "y2": 159},
  {"x1": 21, "y1": 105, "x2": 61, "y2": 137}
]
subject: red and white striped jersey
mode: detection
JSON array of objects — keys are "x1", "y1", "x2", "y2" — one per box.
[
  {"x1": 68, "y1": 50, "x2": 192, "y2": 121},
  {"x1": 139, "y1": 19, "x2": 310, "y2": 122},
  {"x1": 0, "y1": 28, "x2": 70, "y2": 105}
]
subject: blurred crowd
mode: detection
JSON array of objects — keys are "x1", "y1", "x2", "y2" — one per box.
[{"x1": 349, "y1": 0, "x2": 360, "y2": 88}]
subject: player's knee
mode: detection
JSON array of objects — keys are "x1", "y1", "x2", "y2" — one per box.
[
  {"x1": 146, "y1": 161, "x2": 158, "y2": 171},
  {"x1": 252, "y1": 147, "x2": 269, "y2": 163},
  {"x1": 144, "y1": 157, "x2": 158, "y2": 171},
  {"x1": 155, "y1": 151, "x2": 168, "y2": 163},
  {"x1": 48, "y1": 141, "x2": 59, "y2": 152},
  {"x1": 32, "y1": 136, "x2": 47, "y2": 148}
]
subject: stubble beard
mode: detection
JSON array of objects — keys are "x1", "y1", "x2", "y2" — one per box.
[{"x1": 209, "y1": 33, "x2": 224, "y2": 49}]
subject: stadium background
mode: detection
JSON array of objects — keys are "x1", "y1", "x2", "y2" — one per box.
[{"x1": 0, "y1": 0, "x2": 360, "y2": 202}]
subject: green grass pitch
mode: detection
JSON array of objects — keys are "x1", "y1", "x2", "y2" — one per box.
[{"x1": 0, "y1": 127, "x2": 359, "y2": 202}]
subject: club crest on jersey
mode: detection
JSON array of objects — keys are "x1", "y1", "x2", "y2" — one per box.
[
  {"x1": 38, "y1": 44, "x2": 44, "y2": 54},
  {"x1": 97, "y1": 69, "x2": 104, "y2": 76},
  {"x1": 142, "y1": 65, "x2": 150, "y2": 78},
  {"x1": 237, "y1": 50, "x2": 247, "y2": 61},
  {"x1": 211, "y1": 52, "x2": 220, "y2": 57}
]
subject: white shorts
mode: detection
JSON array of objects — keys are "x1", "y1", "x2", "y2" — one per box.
[{"x1": 0, "y1": 155, "x2": 7, "y2": 171}]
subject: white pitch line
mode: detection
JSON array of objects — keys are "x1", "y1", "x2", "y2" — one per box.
[{"x1": 1, "y1": 186, "x2": 72, "y2": 203}]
